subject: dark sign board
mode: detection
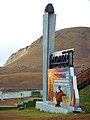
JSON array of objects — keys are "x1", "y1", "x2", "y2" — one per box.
[{"x1": 49, "y1": 48, "x2": 74, "y2": 68}]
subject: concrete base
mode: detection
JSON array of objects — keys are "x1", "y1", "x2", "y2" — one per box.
[{"x1": 36, "y1": 101, "x2": 82, "y2": 114}]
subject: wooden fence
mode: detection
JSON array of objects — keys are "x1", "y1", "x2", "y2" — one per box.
[{"x1": 76, "y1": 68, "x2": 90, "y2": 91}]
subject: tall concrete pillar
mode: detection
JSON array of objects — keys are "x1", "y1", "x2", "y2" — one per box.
[{"x1": 43, "y1": 4, "x2": 56, "y2": 101}]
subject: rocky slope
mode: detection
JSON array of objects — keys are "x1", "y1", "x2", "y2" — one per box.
[
  {"x1": 0, "y1": 27, "x2": 90, "y2": 89},
  {"x1": 4, "y1": 27, "x2": 90, "y2": 68}
]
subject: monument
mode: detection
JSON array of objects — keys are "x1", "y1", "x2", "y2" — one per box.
[
  {"x1": 36, "y1": 3, "x2": 81, "y2": 113},
  {"x1": 43, "y1": 3, "x2": 56, "y2": 102}
]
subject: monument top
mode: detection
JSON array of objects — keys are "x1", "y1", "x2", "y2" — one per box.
[{"x1": 45, "y1": 3, "x2": 54, "y2": 14}]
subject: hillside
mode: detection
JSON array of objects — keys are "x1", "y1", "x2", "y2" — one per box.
[{"x1": 0, "y1": 27, "x2": 90, "y2": 89}]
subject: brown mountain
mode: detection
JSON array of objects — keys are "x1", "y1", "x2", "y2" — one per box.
[{"x1": 0, "y1": 27, "x2": 90, "y2": 89}]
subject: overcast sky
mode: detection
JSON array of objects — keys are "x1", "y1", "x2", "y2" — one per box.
[{"x1": 0, "y1": 0, "x2": 90, "y2": 67}]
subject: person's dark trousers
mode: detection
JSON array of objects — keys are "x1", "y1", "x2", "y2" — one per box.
[{"x1": 55, "y1": 101, "x2": 61, "y2": 107}]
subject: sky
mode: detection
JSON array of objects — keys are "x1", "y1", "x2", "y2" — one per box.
[{"x1": 0, "y1": 0, "x2": 90, "y2": 67}]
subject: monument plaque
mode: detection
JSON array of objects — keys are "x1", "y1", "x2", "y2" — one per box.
[{"x1": 36, "y1": 3, "x2": 81, "y2": 113}]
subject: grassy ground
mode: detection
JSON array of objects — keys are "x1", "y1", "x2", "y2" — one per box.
[
  {"x1": 80, "y1": 94, "x2": 90, "y2": 113},
  {"x1": 0, "y1": 109, "x2": 90, "y2": 120},
  {"x1": 0, "y1": 85, "x2": 90, "y2": 120},
  {"x1": 79, "y1": 85, "x2": 90, "y2": 113}
]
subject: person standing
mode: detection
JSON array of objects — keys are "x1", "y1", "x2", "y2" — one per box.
[{"x1": 55, "y1": 85, "x2": 66, "y2": 107}]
